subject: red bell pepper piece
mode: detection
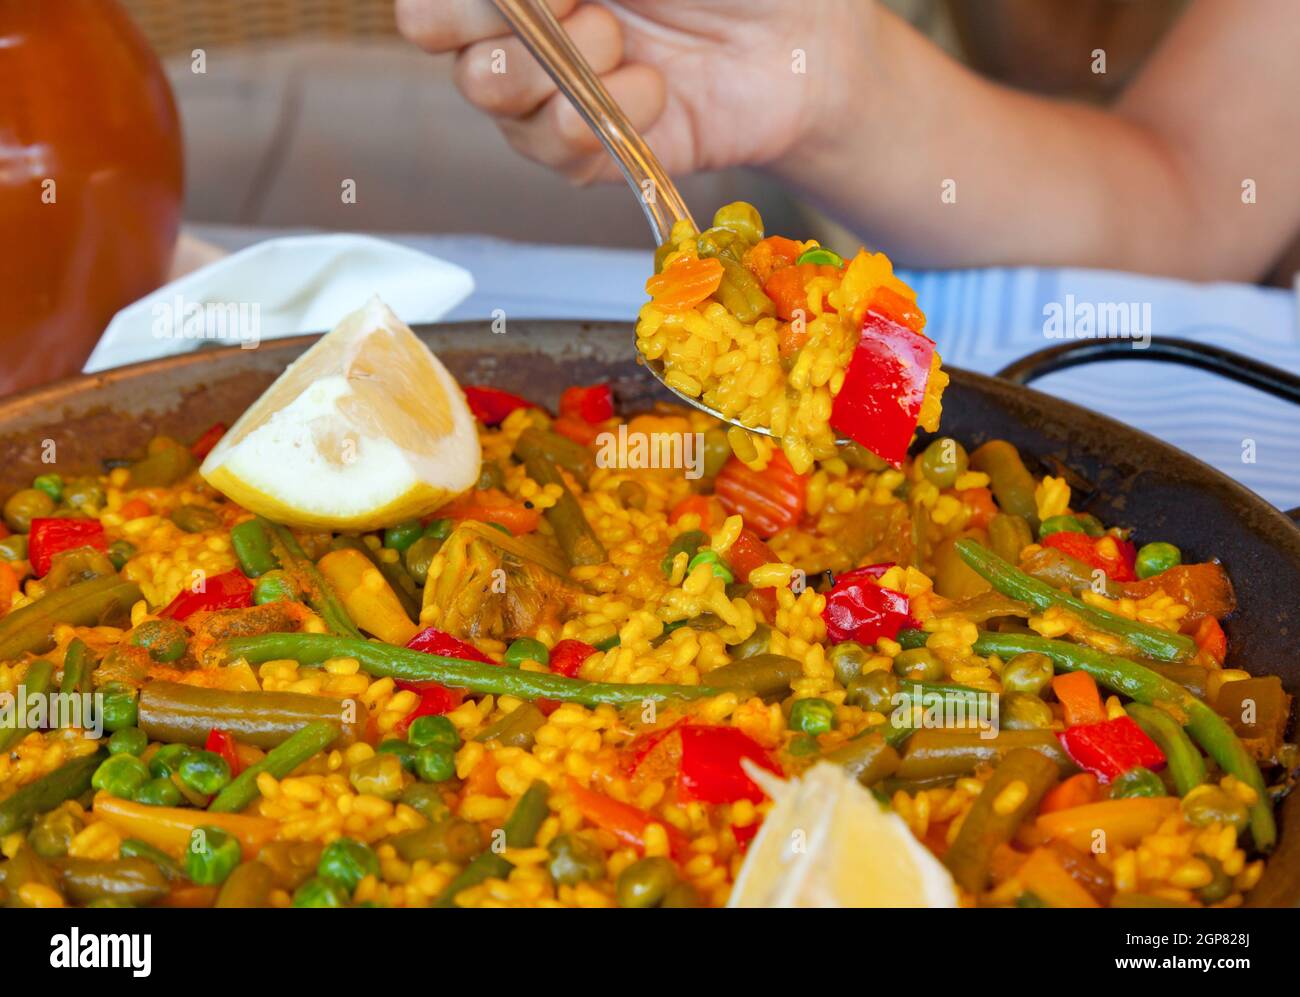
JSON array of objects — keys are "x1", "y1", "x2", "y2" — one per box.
[
  {"x1": 1040, "y1": 531, "x2": 1137, "y2": 582},
  {"x1": 724, "y1": 528, "x2": 780, "y2": 619},
  {"x1": 1057, "y1": 716, "x2": 1166, "y2": 782},
  {"x1": 394, "y1": 628, "x2": 497, "y2": 733},
  {"x1": 158, "y1": 569, "x2": 253, "y2": 621},
  {"x1": 549, "y1": 638, "x2": 597, "y2": 678},
  {"x1": 714, "y1": 451, "x2": 807, "y2": 539},
  {"x1": 565, "y1": 776, "x2": 690, "y2": 859},
  {"x1": 829, "y1": 310, "x2": 936, "y2": 467},
  {"x1": 204, "y1": 728, "x2": 242, "y2": 777},
  {"x1": 27, "y1": 518, "x2": 107, "y2": 578},
  {"x1": 822, "y1": 563, "x2": 916, "y2": 644},
  {"x1": 462, "y1": 385, "x2": 534, "y2": 426},
  {"x1": 189, "y1": 422, "x2": 227, "y2": 461},
  {"x1": 1193, "y1": 616, "x2": 1227, "y2": 666},
  {"x1": 559, "y1": 383, "x2": 615, "y2": 424},
  {"x1": 677, "y1": 725, "x2": 781, "y2": 804}
]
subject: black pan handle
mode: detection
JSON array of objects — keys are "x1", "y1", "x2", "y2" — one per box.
[{"x1": 996, "y1": 337, "x2": 1300, "y2": 522}]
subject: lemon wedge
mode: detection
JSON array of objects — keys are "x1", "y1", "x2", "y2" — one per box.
[
  {"x1": 728, "y1": 762, "x2": 959, "y2": 907},
  {"x1": 201, "y1": 297, "x2": 480, "y2": 530}
]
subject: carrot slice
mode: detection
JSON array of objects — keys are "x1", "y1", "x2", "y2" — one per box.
[
  {"x1": 438, "y1": 488, "x2": 541, "y2": 535},
  {"x1": 645, "y1": 256, "x2": 724, "y2": 312},
  {"x1": 1051, "y1": 670, "x2": 1106, "y2": 727},
  {"x1": 1039, "y1": 772, "x2": 1101, "y2": 814},
  {"x1": 714, "y1": 451, "x2": 807, "y2": 539}
]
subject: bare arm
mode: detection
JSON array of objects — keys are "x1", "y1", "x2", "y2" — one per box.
[{"x1": 771, "y1": 0, "x2": 1300, "y2": 279}]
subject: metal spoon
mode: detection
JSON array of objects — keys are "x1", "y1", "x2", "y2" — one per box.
[{"x1": 490, "y1": 0, "x2": 796, "y2": 441}]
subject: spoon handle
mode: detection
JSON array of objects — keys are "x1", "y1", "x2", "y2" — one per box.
[{"x1": 490, "y1": 0, "x2": 694, "y2": 245}]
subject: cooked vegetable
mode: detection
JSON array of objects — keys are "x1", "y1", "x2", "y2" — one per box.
[
  {"x1": 0, "y1": 659, "x2": 52, "y2": 754},
  {"x1": 968, "y1": 441, "x2": 1038, "y2": 527},
  {"x1": 897, "y1": 729, "x2": 1075, "y2": 781},
  {"x1": 138, "y1": 681, "x2": 366, "y2": 749},
  {"x1": 433, "y1": 780, "x2": 550, "y2": 908},
  {"x1": 208, "y1": 721, "x2": 342, "y2": 813},
  {"x1": 0, "y1": 575, "x2": 140, "y2": 662},
  {"x1": 0, "y1": 750, "x2": 105, "y2": 836},
  {"x1": 317, "y1": 547, "x2": 418, "y2": 645},
  {"x1": 1125, "y1": 703, "x2": 1207, "y2": 795},
  {"x1": 230, "y1": 519, "x2": 280, "y2": 578}
]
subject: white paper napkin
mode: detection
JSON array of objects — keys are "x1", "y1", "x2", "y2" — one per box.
[{"x1": 83, "y1": 233, "x2": 475, "y2": 372}]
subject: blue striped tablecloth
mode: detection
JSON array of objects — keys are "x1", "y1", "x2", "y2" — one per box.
[{"x1": 193, "y1": 227, "x2": 1300, "y2": 510}]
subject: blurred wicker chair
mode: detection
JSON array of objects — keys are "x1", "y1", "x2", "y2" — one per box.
[{"x1": 120, "y1": 0, "x2": 398, "y2": 54}]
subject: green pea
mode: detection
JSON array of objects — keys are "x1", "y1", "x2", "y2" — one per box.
[
  {"x1": 376, "y1": 738, "x2": 417, "y2": 771},
  {"x1": 1039, "y1": 514, "x2": 1086, "y2": 539},
  {"x1": 919, "y1": 438, "x2": 969, "y2": 489},
  {"x1": 149, "y1": 743, "x2": 195, "y2": 779},
  {"x1": 185, "y1": 826, "x2": 242, "y2": 886},
  {"x1": 407, "y1": 715, "x2": 460, "y2": 750},
  {"x1": 100, "y1": 686, "x2": 139, "y2": 732},
  {"x1": 504, "y1": 637, "x2": 549, "y2": 668},
  {"x1": 1000, "y1": 692, "x2": 1055, "y2": 731},
  {"x1": 730, "y1": 623, "x2": 771, "y2": 659},
  {"x1": 425, "y1": 518, "x2": 453, "y2": 541},
  {"x1": 846, "y1": 670, "x2": 899, "y2": 712},
  {"x1": 133, "y1": 777, "x2": 183, "y2": 807},
  {"x1": 788, "y1": 697, "x2": 835, "y2": 736},
  {"x1": 252, "y1": 569, "x2": 301, "y2": 605},
  {"x1": 0, "y1": 534, "x2": 28, "y2": 562},
  {"x1": 1109, "y1": 766, "x2": 1167, "y2": 800},
  {"x1": 383, "y1": 520, "x2": 423, "y2": 553},
  {"x1": 107, "y1": 727, "x2": 148, "y2": 757},
  {"x1": 169, "y1": 505, "x2": 221, "y2": 533},
  {"x1": 32, "y1": 473, "x2": 63, "y2": 503},
  {"x1": 795, "y1": 247, "x2": 844, "y2": 268},
  {"x1": 616, "y1": 856, "x2": 679, "y2": 908},
  {"x1": 1136, "y1": 542, "x2": 1181, "y2": 580},
  {"x1": 402, "y1": 534, "x2": 441, "y2": 585},
  {"x1": 547, "y1": 833, "x2": 606, "y2": 886},
  {"x1": 349, "y1": 753, "x2": 404, "y2": 800},
  {"x1": 293, "y1": 876, "x2": 348, "y2": 908},
  {"x1": 127, "y1": 619, "x2": 189, "y2": 663},
  {"x1": 178, "y1": 750, "x2": 232, "y2": 796},
  {"x1": 687, "y1": 549, "x2": 734, "y2": 584},
  {"x1": 91, "y1": 754, "x2": 151, "y2": 798},
  {"x1": 1001, "y1": 652, "x2": 1054, "y2": 696},
  {"x1": 827, "y1": 641, "x2": 870, "y2": 687},
  {"x1": 4, "y1": 488, "x2": 55, "y2": 533},
  {"x1": 63, "y1": 478, "x2": 107, "y2": 511},
  {"x1": 317, "y1": 837, "x2": 379, "y2": 893},
  {"x1": 893, "y1": 647, "x2": 945, "y2": 683},
  {"x1": 414, "y1": 745, "x2": 456, "y2": 783},
  {"x1": 28, "y1": 808, "x2": 84, "y2": 858},
  {"x1": 710, "y1": 201, "x2": 764, "y2": 244},
  {"x1": 106, "y1": 539, "x2": 137, "y2": 570}
]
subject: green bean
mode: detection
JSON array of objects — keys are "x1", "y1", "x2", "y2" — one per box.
[
  {"x1": 0, "y1": 749, "x2": 106, "y2": 836},
  {"x1": 387, "y1": 819, "x2": 483, "y2": 864},
  {"x1": 661, "y1": 529, "x2": 709, "y2": 577},
  {"x1": 331, "y1": 535, "x2": 421, "y2": 621},
  {"x1": 230, "y1": 519, "x2": 280, "y2": 578},
  {"x1": 896, "y1": 729, "x2": 1075, "y2": 781},
  {"x1": 714, "y1": 257, "x2": 775, "y2": 324},
  {"x1": 262, "y1": 520, "x2": 363, "y2": 639},
  {"x1": 0, "y1": 575, "x2": 141, "y2": 662},
  {"x1": 215, "y1": 861, "x2": 275, "y2": 908},
  {"x1": 988, "y1": 513, "x2": 1034, "y2": 565},
  {"x1": 216, "y1": 633, "x2": 728, "y2": 707},
  {"x1": 58, "y1": 638, "x2": 97, "y2": 698},
  {"x1": 954, "y1": 539, "x2": 1195, "y2": 662},
  {"x1": 433, "y1": 780, "x2": 549, "y2": 908},
  {"x1": 821, "y1": 733, "x2": 900, "y2": 787},
  {"x1": 208, "y1": 721, "x2": 341, "y2": 813},
  {"x1": 514, "y1": 428, "x2": 596, "y2": 486},
  {"x1": 1125, "y1": 703, "x2": 1207, "y2": 797},
  {"x1": 118, "y1": 838, "x2": 185, "y2": 880},
  {"x1": 474, "y1": 703, "x2": 546, "y2": 749},
  {"x1": 59, "y1": 857, "x2": 170, "y2": 906},
  {"x1": 969, "y1": 440, "x2": 1039, "y2": 528},
  {"x1": 0, "y1": 659, "x2": 52, "y2": 753},
  {"x1": 702, "y1": 653, "x2": 803, "y2": 700},
  {"x1": 513, "y1": 438, "x2": 606, "y2": 567},
  {"x1": 958, "y1": 629, "x2": 1274, "y2": 851},
  {"x1": 138, "y1": 681, "x2": 367, "y2": 749},
  {"x1": 170, "y1": 505, "x2": 221, "y2": 534},
  {"x1": 943, "y1": 747, "x2": 1059, "y2": 893}
]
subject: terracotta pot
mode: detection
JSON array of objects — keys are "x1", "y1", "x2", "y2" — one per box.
[{"x1": 0, "y1": 0, "x2": 183, "y2": 394}]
